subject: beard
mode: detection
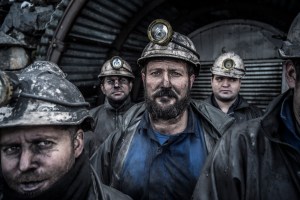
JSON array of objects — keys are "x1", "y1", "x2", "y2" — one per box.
[{"x1": 145, "y1": 87, "x2": 191, "y2": 120}]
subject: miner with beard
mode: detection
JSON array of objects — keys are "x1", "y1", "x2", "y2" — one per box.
[{"x1": 91, "y1": 19, "x2": 235, "y2": 200}]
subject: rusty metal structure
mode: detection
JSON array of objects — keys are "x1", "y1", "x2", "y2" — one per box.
[{"x1": 1, "y1": 0, "x2": 300, "y2": 108}]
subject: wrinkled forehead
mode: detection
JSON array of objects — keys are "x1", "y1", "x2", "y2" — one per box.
[
  {"x1": 146, "y1": 57, "x2": 188, "y2": 66},
  {"x1": 145, "y1": 58, "x2": 189, "y2": 71},
  {"x1": 0, "y1": 125, "x2": 69, "y2": 142}
]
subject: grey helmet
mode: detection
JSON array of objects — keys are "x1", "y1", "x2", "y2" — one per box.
[
  {"x1": 98, "y1": 56, "x2": 135, "y2": 79},
  {"x1": 211, "y1": 51, "x2": 246, "y2": 78},
  {"x1": 0, "y1": 61, "x2": 93, "y2": 130},
  {"x1": 137, "y1": 19, "x2": 200, "y2": 74},
  {"x1": 279, "y1": 13, "x2": 300, "y2": 58}
]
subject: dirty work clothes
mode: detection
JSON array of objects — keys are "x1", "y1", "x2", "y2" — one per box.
[
  {"x1": 91, "y1": 100, "x2": 234, "y2": 200},
  {"x1": 192, "y1": 89, "x2": 300, "y2": 200},
  {"x1": 115, "y1": 109, "x2": 207, "y2": 199},
  {"x1": 85, "y1": 97, "x2": 135, "y2": 157},
  {"x1": 205, "y1": 94, "x2": 264, "y2": 122}
]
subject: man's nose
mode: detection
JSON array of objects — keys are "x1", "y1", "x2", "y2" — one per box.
[
  {"x1": 162, "y1": 73, "x2": 171, "y2": 87},
  {"x1": 222, "y1": 79, "x2": 230, "y2": 86},
  {"x1": 113, "y1": 80, "x2": 120, "y2": 87},
  {"x1": 19, "y1": 150, "x2": 37, "y2": 172}
]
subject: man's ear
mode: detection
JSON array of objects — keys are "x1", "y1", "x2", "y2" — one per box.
[
  {"x1": 141, "y1": 72, "x2": 146, "y2": 84},
  {"x1": 74, "y1": 129, "x2": 84, "y2": 158},
  {"x1": 285, "y1": 60, "x2": 297, "y2": 88},
  {"x1": 100, "y1": 84, "x2": 106, "y2": 95},
  {"x1": 189, "y1": 74, "x2": 195, "y2": 89},
  {"x1": 129, "y1": 81, "x2": 133, "y2": 92}
]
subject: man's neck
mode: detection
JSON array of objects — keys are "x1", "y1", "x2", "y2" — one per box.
[
  {"x1": 149, "y1": 109, "x2": 188, "y2": 135},
  {"x1": 215, "y1": 97, "x2": 237, "y2": 113},
  {"x1": 108, "y1": 97, "x2": 128, "y2": 109}
]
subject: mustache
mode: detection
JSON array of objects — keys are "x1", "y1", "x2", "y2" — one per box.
[
  {"x1": 15, "y1": 172, "x2": 47, "y2": 183},
  {"x1": 152, "y1": 88, "x2": 178, "y2": 99}
]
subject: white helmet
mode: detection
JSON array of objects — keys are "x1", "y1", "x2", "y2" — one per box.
[{"x1": 211, "y1": 51, "x2": 245, "y2": 78}]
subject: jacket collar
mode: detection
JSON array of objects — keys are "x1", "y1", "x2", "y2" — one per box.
[
  {"x1": 190, "y1": 99, "x2": 235, "y2": 136},
  {"x1": 261, "y1": 89, "x2": 294, "y2": 139}
]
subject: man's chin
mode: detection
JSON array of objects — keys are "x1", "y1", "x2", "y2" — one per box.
[
  {"x1": 16, "y1": 180, "x2": 49, "y2": 197},
  {"x1": 217, "y1": 95, "x2": 236, "y2": 102},
  {"x1": 156, "y1": 97, "x2": 176, "y2": 105},
  {"x1": 110, "y1": 96, "x2": 126, "y2": 102}
]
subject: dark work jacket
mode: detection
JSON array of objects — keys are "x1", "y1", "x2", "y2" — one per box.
[
  {"x1": 91, "y1": 99, "x2": 235, "y2": 199},
  {"x1": 205, "y1": 94, "x2": 264, "y2": 123},
  {"x1": 85, "y1": 97, "x2": 135, "y2": 157},
  {"x1": 192, "y1": 89, "x2": 300, "y2": 200},
  {"x1": 88, "y1": 165, "x2": 133, "y2": 200}
]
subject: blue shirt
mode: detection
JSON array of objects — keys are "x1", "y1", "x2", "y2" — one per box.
[
  {"x1": 281, "y1": 96, "x2": 300, "y2": 153},
  {"x1": 119, "y1": 108, "x2": 207, "y2": 200}
]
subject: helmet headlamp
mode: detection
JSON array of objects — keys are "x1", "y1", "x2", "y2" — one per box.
[
  {"x1": 222, "y1": 58, "x2": 235, "y2": 72},
  {"x1": 147, "y1": 19, "x2": 200, "y2": 59},
  {"x1": 111, "y1": 56, "x2": 123, "y2": 69},
  {"x1": 147, "y1": 19, "x2": 173, "y2": 45}
]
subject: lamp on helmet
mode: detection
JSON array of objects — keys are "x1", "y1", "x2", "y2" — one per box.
[
  {"x1": 137, "y1": 19, "x2": 201, "y2": 75},
  {"x1": 98, "y1": 56, "x2": 135, "y2": 79},
  {"x1": 211, "y1": 52, "x2": 246, "y2": 79},
  {"x1": 0, "y1": 61, "x2": 93, "y2": 130}
]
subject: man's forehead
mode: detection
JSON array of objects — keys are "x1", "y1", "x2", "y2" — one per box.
[
  {"x1": 146, "y1": 59, "x2": 188, "y2": 70},
  {"x1": 0, "y1": 126, "x2": 66, "y2": 142},
  {"x1": 104, "y1": 76, "x2": 128, "y2": 80},
  {"x1": 147, "y1": 58, "x2": 187, "y2": 65},
  {"x1": 214, "y1": 74, "x2": 238, "y2": 79}
]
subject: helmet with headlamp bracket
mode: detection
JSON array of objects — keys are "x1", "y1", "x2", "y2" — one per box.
[
  {"x1": 137, "y1": 19, "x2": 201, "y2": 75},
  {"x1": 211, "y1": 51, "x2": 245, "y2": 79},
  {"x1": 98, "y1": 56, "x2": 135, "y2": 79}
]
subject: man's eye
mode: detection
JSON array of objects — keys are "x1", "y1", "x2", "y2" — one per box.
[
  {"x1": 120, "y1": 78, "x2": 129, "y2": 84},
  {"x1": 2, "y1": 146, "x2": 20, "y2": 155},
  {"x1": 106, "y1": 80, "x2": 114, "y2": 85},
  {"x1": 37, "y1": 141, "x2": 54, "y2": 149},
  {"x1": 150, "y1": 71, "x2": 161, "y2": 76},
  {"x1": 170, "y1": 71, "x2": 181, "y2": 77}
]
